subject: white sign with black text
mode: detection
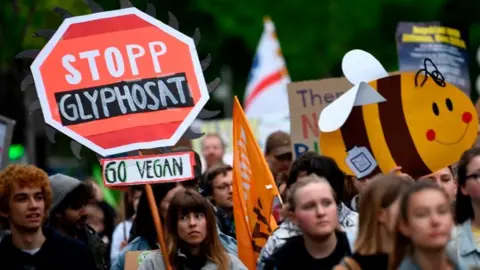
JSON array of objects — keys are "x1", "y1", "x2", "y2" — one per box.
[{"x1": 101, "y1": 152, "x2": 195, "y2": 187}]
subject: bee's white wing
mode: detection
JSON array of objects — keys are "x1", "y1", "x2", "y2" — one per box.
[
  {"x1": 342, "y1": 49, "x2": 389, "y2": 85},
  {"x1": 318, "y1": 82, "x2": 386, "y2": 132}
]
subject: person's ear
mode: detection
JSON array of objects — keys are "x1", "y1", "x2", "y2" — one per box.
[
  {"x1": 285, "y1": 206, "x2": 296, "y2": 224},
  {"x1": 461, "y1": 184, "x2": 468, "y2": 196}
]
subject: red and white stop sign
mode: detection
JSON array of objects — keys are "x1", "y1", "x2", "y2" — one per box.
[{"x1": 31, "y1": 8, "x2": 209, "y2": 157}]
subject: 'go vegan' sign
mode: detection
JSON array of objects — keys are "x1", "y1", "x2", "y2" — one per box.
[{"x1": 101, "y1": 152, "x2": 195, "y2": 187}]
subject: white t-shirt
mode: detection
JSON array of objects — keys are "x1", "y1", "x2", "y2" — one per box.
[
  {"x1": 22, "y1": 248, "x2": 40, "y2": 255},
  {"x1": 110, "y1": 220, "x2": 133, "y2": 264}
]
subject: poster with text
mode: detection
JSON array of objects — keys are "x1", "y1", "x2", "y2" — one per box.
[
  {"x1": 101, "y1": 151, "x2": 195, "y2": 187},
  {"x1": 287, "y1": 78, "x2": 350, "y2": 159},
  {"x1": 30, "y1": 8, "x2": 210, "y2": 157},
  {"x1": 0, "y1": 115, "x2": 16, "y2": 169},
  {"x1": 396, "y1": 22, "x2": 471, "y2": 95}
]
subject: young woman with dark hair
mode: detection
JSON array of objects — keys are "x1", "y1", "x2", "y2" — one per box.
[
  {"x1": 139, "y1": 189, "x2": 246, "y2": 270},
  {"x1": 111, "y1": 183, "x2": 239, "y2": 270},
  {"x1": 448, "y1": 147, "x2": 480, "y2": 268},
  {"x1": 390, "y1": 181, "x2": 461, "y2": 270},
  {"x1": 111, "y1": 182, "x2": 182, "y2": 270},
  {"x1": 334, "y1": 174, "x2": 412, "y2": 270}
]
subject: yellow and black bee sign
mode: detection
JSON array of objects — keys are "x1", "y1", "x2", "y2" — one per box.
[{"x1": 318, "y1": 50, "x2": 478, "y2": 179}]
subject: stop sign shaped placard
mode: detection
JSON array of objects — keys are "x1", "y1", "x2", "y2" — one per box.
[{"x1": 31, "y1": 8, "x2": 209, "y2": 156}]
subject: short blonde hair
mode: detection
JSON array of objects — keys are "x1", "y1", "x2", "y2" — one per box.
[{"x1": 286, "y1": 174, "x2": 335, "y2": 211}]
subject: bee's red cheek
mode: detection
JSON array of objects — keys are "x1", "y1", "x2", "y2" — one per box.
[
  {"x1": 463, "y1": 112, "x2": 472, "y2": 123},
  {"x1": 426, "y1": 129, "x2": 436, "y2": 141}
]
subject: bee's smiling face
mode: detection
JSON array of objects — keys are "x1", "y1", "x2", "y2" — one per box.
[
  {"x1": 403, "y1": 75, "x2": 478, "y2": 171},
  {"x1": 425, "y1": 98, "x2": 472, "y2": 145}
]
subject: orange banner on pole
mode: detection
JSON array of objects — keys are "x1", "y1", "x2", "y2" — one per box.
[{"x1": 232, "y1": 96, "x2": 281, "y2": 269}]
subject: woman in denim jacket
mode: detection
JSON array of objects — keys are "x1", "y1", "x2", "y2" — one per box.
[
  {"x1": 391, "y1": 182, "x2": 463, "y2": 270},
  {"x1": 111, "y1": 183, "x2": 238, "y2": 270},
  {"x1": 448, "y1": 147, "x2": 480, "y2": 268}
]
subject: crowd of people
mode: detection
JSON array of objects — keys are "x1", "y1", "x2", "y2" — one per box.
[{"x1": 1, "y1": 130, "x2": 480, "y2": 269}]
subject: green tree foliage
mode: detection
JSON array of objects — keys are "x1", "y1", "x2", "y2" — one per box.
[
  {"x1": 193, "y1": 0, "x2": 448, "y2": 81},
  {"x1": 3, "y1": 0, "x2": 480, "y2": 94},
  {"x1": 0, "y1": 0, "x2": 90, "y2": 71}
]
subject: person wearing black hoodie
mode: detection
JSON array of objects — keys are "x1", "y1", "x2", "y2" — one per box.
[
  {"x1": 48, "y1": 173, "x2": 109, "y2": 270},
  {"x1": 0, "y1": 164, "x2": 96, "y2": 270}
]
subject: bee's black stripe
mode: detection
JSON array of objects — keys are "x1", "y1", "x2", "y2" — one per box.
[
  {"x1": 377, "y1": 75, "x2": 431, "y2": 178},
  {"x1": 340, "y1": 106, "x2": 381, "y2": 178}
]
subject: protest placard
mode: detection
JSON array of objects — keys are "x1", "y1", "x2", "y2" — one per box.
[
  {"x1": 287, "y1": 78, "x2": 350, "y2": 158},
  {"x1": 318, "y1": 49, "x2": 478, "y2": 179},
  {"x1": 125, "y1": 250, "x2": 155, "y2": 270},
  {"x1": 396, "y1": 22, "x2": 471, "y2": 95},
  {"x1": 0, "y1": 115, "x2": 15, "y2": 169},
  {"x1": 102, "y1": 152, "x2": 195, "y2": 187},
  {"x1": 30, "y1": 8, "x2": 209, "y2": 157}
]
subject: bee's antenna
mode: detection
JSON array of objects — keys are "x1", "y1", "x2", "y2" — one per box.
[{"x1": 415, "y1": 58, "x2": 446, "y2": 88}]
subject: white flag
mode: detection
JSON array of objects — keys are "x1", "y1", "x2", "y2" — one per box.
[{"x1": 244, "y1": 17, "x2": 290, "y2": 117}]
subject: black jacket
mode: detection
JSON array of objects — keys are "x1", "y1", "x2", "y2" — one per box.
[
  {"x1": 0, "y1": 226, "x2": 97, "y2": 270},
  {"x1": 264, "y1": 231, "x2": 352, "y2": 270},
  {"x1": 77, "y1": 224, "x2": 109, "y2": 270}
]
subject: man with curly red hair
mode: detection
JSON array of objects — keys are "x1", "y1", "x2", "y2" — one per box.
[{"x1": 0, "y1": 164, "x2": 97, "y2": 269}]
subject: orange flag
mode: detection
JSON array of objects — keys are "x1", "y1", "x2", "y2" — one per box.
[{"x1": 232, "y1": 96, "x2": 281, "y2": 269}]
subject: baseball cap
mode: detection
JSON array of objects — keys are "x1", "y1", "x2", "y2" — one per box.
[{"x1": 265, "y1": 131, "x2": 292, "y2": 156}]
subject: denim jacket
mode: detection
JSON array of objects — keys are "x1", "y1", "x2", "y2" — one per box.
[
  {"x1": 139, "y1": 249, "x2": 246, "y2": 270},
  {"x1": 447, "y1": 219, "x2": 480, "y2": 269},
  {"x1": 398, "y1": 253, "x2": 464, "y2": 270},
  {"x1": 216, "y1": 207, "x2": 236, "y2": 239},
  {"x1": 111, "y1": 236, "x2": 151, "y2": 270},
  {"x1": 111, "y1": 226, "x2": 238, "y2": 270}
]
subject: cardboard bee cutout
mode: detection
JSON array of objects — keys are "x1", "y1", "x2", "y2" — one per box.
[{"x1": 318, "y1": 49, "x2": 478, "y2": 179}]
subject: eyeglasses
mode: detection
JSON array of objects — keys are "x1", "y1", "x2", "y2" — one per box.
[{"x1": 274, "y1": 153, "x2": 293, "y2": 162}]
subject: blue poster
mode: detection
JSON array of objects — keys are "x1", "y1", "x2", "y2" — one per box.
[{"x1": 396, "y1": 22, "x2": 471, "y2": 96}]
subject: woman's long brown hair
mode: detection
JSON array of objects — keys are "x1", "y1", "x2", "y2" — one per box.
[
  {"x1": 166, "y1": 188, "x2": 229, "y2": 270},
  {"x1": 355, "y1": 174, "x2": 411, "y2": 254},
  {"x1": 389, "y1": 181, "x2": 450, "y2": 270},
  {"x1": 455, "y1": 147, "x2": 480, "y2": 224}
]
